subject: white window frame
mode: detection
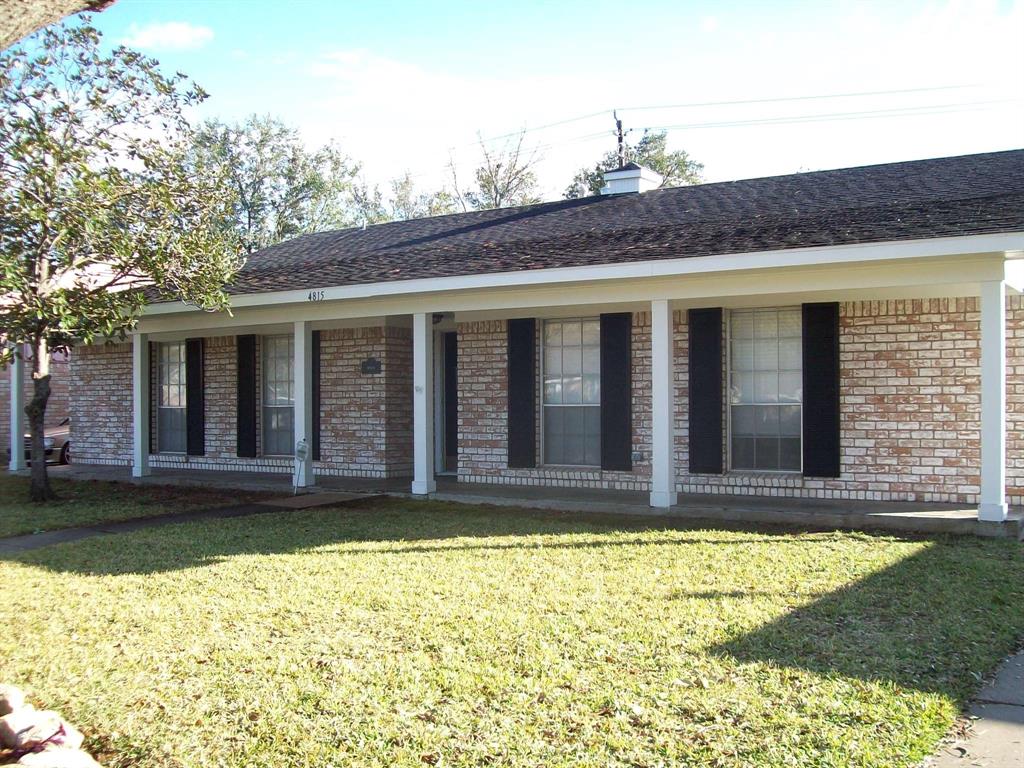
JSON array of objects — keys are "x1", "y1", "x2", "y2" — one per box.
[
  {"x1": 540, "y1": 317, "x2": 602, "y2": 468},
  {"x1": 262, "y1": 334, "x2": 295, "y2": 457},
  {"x1": 156, "y1": 340, "x2": 186, "y2": 454},
  {"x1": 726, "y1": 307, "x2": 803, "y2": 474}
]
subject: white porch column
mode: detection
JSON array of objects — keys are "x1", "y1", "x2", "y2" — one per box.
[
  {"x1": 412, "y1": 312, "x2": 436, "y2": 495},
  {"x1": 979, "y1": 280, "x2": 1007, "y2": 522},
  {"x1": 293, "y1": 320, "x2": 315, "y2": 488},
  {"x1": 131, "y1": 333, "x2": 151, "y2": 478},
  {"x1": 650, "y1": 299, "x2": 677, "y2": 508},
  {"x1": 8, "y1": 346, "x2": 26, "y2": 472}
]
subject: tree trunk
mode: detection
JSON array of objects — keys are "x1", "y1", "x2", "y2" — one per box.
[{"x1": 27, "y1": 338, "x2": 56, "y2": 502}]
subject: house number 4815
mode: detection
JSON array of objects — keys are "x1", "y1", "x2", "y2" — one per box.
[{"x1": 307, "y1": 290, "x2": 326, "y2": 302}]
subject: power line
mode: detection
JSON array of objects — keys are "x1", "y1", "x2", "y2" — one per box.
[
  {"x1": 643, "y1": 98, "x2": 1020, "y2": 132},
  {"x1": 615, "y1": 83, "x2": 981, "y2": 113}
]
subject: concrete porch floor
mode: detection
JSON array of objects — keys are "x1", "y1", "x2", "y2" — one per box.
[{"x1": 55, "y1": 464, "x2": 1023, "y2": 539}]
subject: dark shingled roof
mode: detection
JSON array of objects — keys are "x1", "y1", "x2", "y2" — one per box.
[{"x1": 220, "y1": 149, "x2": 1024, "y2": 297}]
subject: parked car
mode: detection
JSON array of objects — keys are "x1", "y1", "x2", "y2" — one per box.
[{"x1": 13, "y1": 417, "x2": 71, "y2": 465}]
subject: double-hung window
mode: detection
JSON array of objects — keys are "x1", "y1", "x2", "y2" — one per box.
[
  {"x1": 542, "y1": 319, "x2": 600, "y2": 466},
  {"x1": 262, "y1": 335, "x2": 295, "y2": 456},
  {"x1": 729, "y1": 308, "x2": 802, "y2": 471},
  {"x1": 157, "y1": 341, "x2": 186, "y2": 453}
]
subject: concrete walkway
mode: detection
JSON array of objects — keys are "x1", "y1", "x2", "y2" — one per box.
[
  {"x1": 54, "y1": 465, "x2": 1024, "y2": 539},
  {"x1": 929, "y1": 651, "x2": 1024, "y2": 767},
  {"x1": 0, "y1": 491, "x2": 377, "y2": 554}
]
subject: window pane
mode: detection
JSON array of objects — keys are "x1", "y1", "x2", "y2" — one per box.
[
  {"x1": 729, "y1": 308, "x2": 803, "y2": 472},
  {"x1": 754, "y1": 405, "x2": 779, "y2": 436},
  {"x1": 263, "y1": 407, "x2": 294, "y2": 455},
  {"x1": 582, "y1": 346, "x2": 600, "y2": 374},
  {"x1": 563, "y1": 375, "x2": 582, "y2": 404},
  {"x1": 754, "y1": 311, "x2": 778, "y2": 339},
  {"x1": 779, "y1": 309, "x2": 802, "y2": 337},
  {"x1": 544, "y1": 322, "x2": 561, "y2": 346},
  {"x1": 158, "y1": 407, "x2": 186, "y2": 453},
  {"x1": 731, "y1": 312, "x2": 753, "y2": 339},
  {"x1": 732, "y1": 405, "x2": 755, "y2": 437},
  {"x1": 584, "y1": 406, "x2": 601, "y2": 466},
  {"x1": 754, "y1": 438, "x2": 779, "y2": 470},
  {"x1": 732, "y1": 340, "x2": 754, "y2": 371},
  {"x1": 779, "y1": 372, "x2": 802, "y2": 403},
  {"x1": 780, "y1": 438, "x2": 802, "y2": 471},
  {"x1": 755, "y1": 372, "x2": 778, "y2": 403},
  {"x1": 582, "y1": 321, "x2": 600, "y2": 345},
  {"x1": 563, "y1": 321, "x2": 582, "y2": 346},
  {"x1": 732, "y1": 437, "x2": 755, "y2": 469},
  {"x1": 779, "y1": 405, "x2": 801, "y2": 436},
  {"x1": 544, "y1": 348, "x2": 561, "y2": 376},
  {"x1": 582, "y1": 374, "x2": 600, "y2": 404},
  {"x1": 779, "y1": 339, "x2": 802, "y2": 369},
  {"x1": 730, "y1": 371, "x2": 753, "y2": 405},
  {"x1": 754, "y1": 342, "x2": 778, "y2": 371},
  {"x1": 562, "y1": 347, "x2": 582, "y2": 376},
  {"x1": 543, "y1": 378, "x2": 562, "y2": 404}
]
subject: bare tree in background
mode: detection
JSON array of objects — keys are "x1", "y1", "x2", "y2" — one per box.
[
  {"x1": 450, "y1": 130, "x2": 541, "y2": 211},
  {"x1": 0, "y1": 0, "x2": 114, "y2": 51}
]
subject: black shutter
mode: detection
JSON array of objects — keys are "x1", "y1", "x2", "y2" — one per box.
[
  {"x1": 802, "y1": 302, "x2": 841, "y2": 478},
  {"x1": 443, "y1": 332, "x2": 458, "y2": 460},
  {"x1": 236, "y1": 334, "x2": 257, "y2": 458},
  {"x1": 312, "y1": 330, "x2": 321, "y2": 461},
  {"x1": 507, "y1": 318, "x2": 536, "y2": 468},
  {"x1": 185, "y1": 337, "x2": 205, "y2": 456},
  {"x1": 688, "y1": 308, "x2": 723, "y2": 474},
  {"x1": 600, "y1": 312, "x2": 632, "y2": 471}
]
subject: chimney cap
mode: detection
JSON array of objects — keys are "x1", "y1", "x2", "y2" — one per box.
[{"x1": 600, "y1": 163, "x2": 663, "y2": 194}]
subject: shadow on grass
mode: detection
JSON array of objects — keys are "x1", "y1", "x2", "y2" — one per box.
[
  {"x1": 1, "y1": 498, "x2": 860, "y2": 575},
  {"x1": 711, "y1": 538, "x2": 1024, "y2": 702},
  {"x1": 3, "y1": 497, "x2": 1023, "y2": 702}
]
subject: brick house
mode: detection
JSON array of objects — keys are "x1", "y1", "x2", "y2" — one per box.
[
  {"x1": 64, "y1": 149, "x2": 1024, "y2": 523},
  {"x1": 2, "y1": 349, "x2": 70, "y2": 463}
]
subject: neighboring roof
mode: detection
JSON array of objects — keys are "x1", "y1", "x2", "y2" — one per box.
[{"x1": 215, "y1": 149, "x2": 1024, "y2": 297}]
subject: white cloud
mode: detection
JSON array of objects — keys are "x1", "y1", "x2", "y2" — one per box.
[
  {"x1": 121, "y1": 22, "x2": 214, "y2": 51},
  {"x1": 247, "y1": 0, "x2": 1024, "y2": 200}
]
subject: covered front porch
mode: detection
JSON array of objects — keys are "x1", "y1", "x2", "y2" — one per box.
[
  {"x1": 55, "y1": 463, "x2": 1023, "y2": 539},
  {"x1": 26, "y1": 233, "x2": 1024, "y2": 535}
]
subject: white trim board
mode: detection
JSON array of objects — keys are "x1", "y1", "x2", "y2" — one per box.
[
  {"x1": 143, "y1": 232, "x2": 1024, "y2": 318},
  {"x1": 136, "y1": 251, "x2": 1014, "y2": 336}
]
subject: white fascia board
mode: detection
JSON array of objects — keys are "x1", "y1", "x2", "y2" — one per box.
[{"x1": 143, "y1": 232, "x2": 1024, "y2": 317}]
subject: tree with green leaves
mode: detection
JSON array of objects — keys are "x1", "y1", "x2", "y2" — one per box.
[
  {"x1": 189, "y1": 115, "x2": 360, "y2": 253},
  {"x1": 564, "y1": 130, "x2": 703, "y2": 198},
  {"x1": 0, "y1": 21, "x2": 241, "y2": 500},
  {"x1": 450, "y1": 131, "x2": 542, "y2": 211},
  {"x1": 389, "y1": 173, "x2": 458, "y2": 220}
]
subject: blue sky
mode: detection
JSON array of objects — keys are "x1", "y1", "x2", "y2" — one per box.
[{"x1": 90, "y1": 0, "x2": 1024, "y2": 199}]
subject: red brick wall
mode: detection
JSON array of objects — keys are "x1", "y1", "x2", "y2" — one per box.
[
  {"x1": 69, "y1": 343, "x2": 132, "y2": 466},
  {"x1": 456, "y1": 313, "x2": 652, "y2": 491},
  {"x1": 73, "y1": 327, "x2": 412, "y2": 478}
]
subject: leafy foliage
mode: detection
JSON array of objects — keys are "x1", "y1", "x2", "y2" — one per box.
[
  {"x1": 564, "y1": 130, "x2": 703, "y2": 198},
  {"x1": 189, "y1": 114, "x2": 360, "y2": 252},
  {"x1": 451, "y1": 131, "x2": 542, "y2": 211},
  {"x1": 0, "y1": 21, "x2": 241, "y2": 499}
]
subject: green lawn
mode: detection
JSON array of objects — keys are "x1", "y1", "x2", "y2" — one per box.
[
  {"x1": 1, "y1": 499, "x2": 1022, "y2": 767},
  {"x1": 0, "y1": 473, "x2": 272, "y2": 538}
]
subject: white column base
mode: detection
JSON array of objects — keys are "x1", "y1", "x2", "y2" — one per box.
[
  {"x1": 649, "y1": 490, "x2": 677, "y2": 508},
  {"x1": 412, "y1": 312, "x2": 435, "y2": 496},
  {"x1": 293, "y1": 321, "x2": 315, "y2": 489},
  {"x1": 411, "y1": 479, "x2": 437, "y2": 495},
  {"x1": 8, "y1": 348, "x2": 25, "y2": 473},
  {"x1": 131, "y1": 334, "x2": 151, "y2": 478},
  {"x1": 978, "y1": 501, "x2": 1008, "y2": 523}
]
